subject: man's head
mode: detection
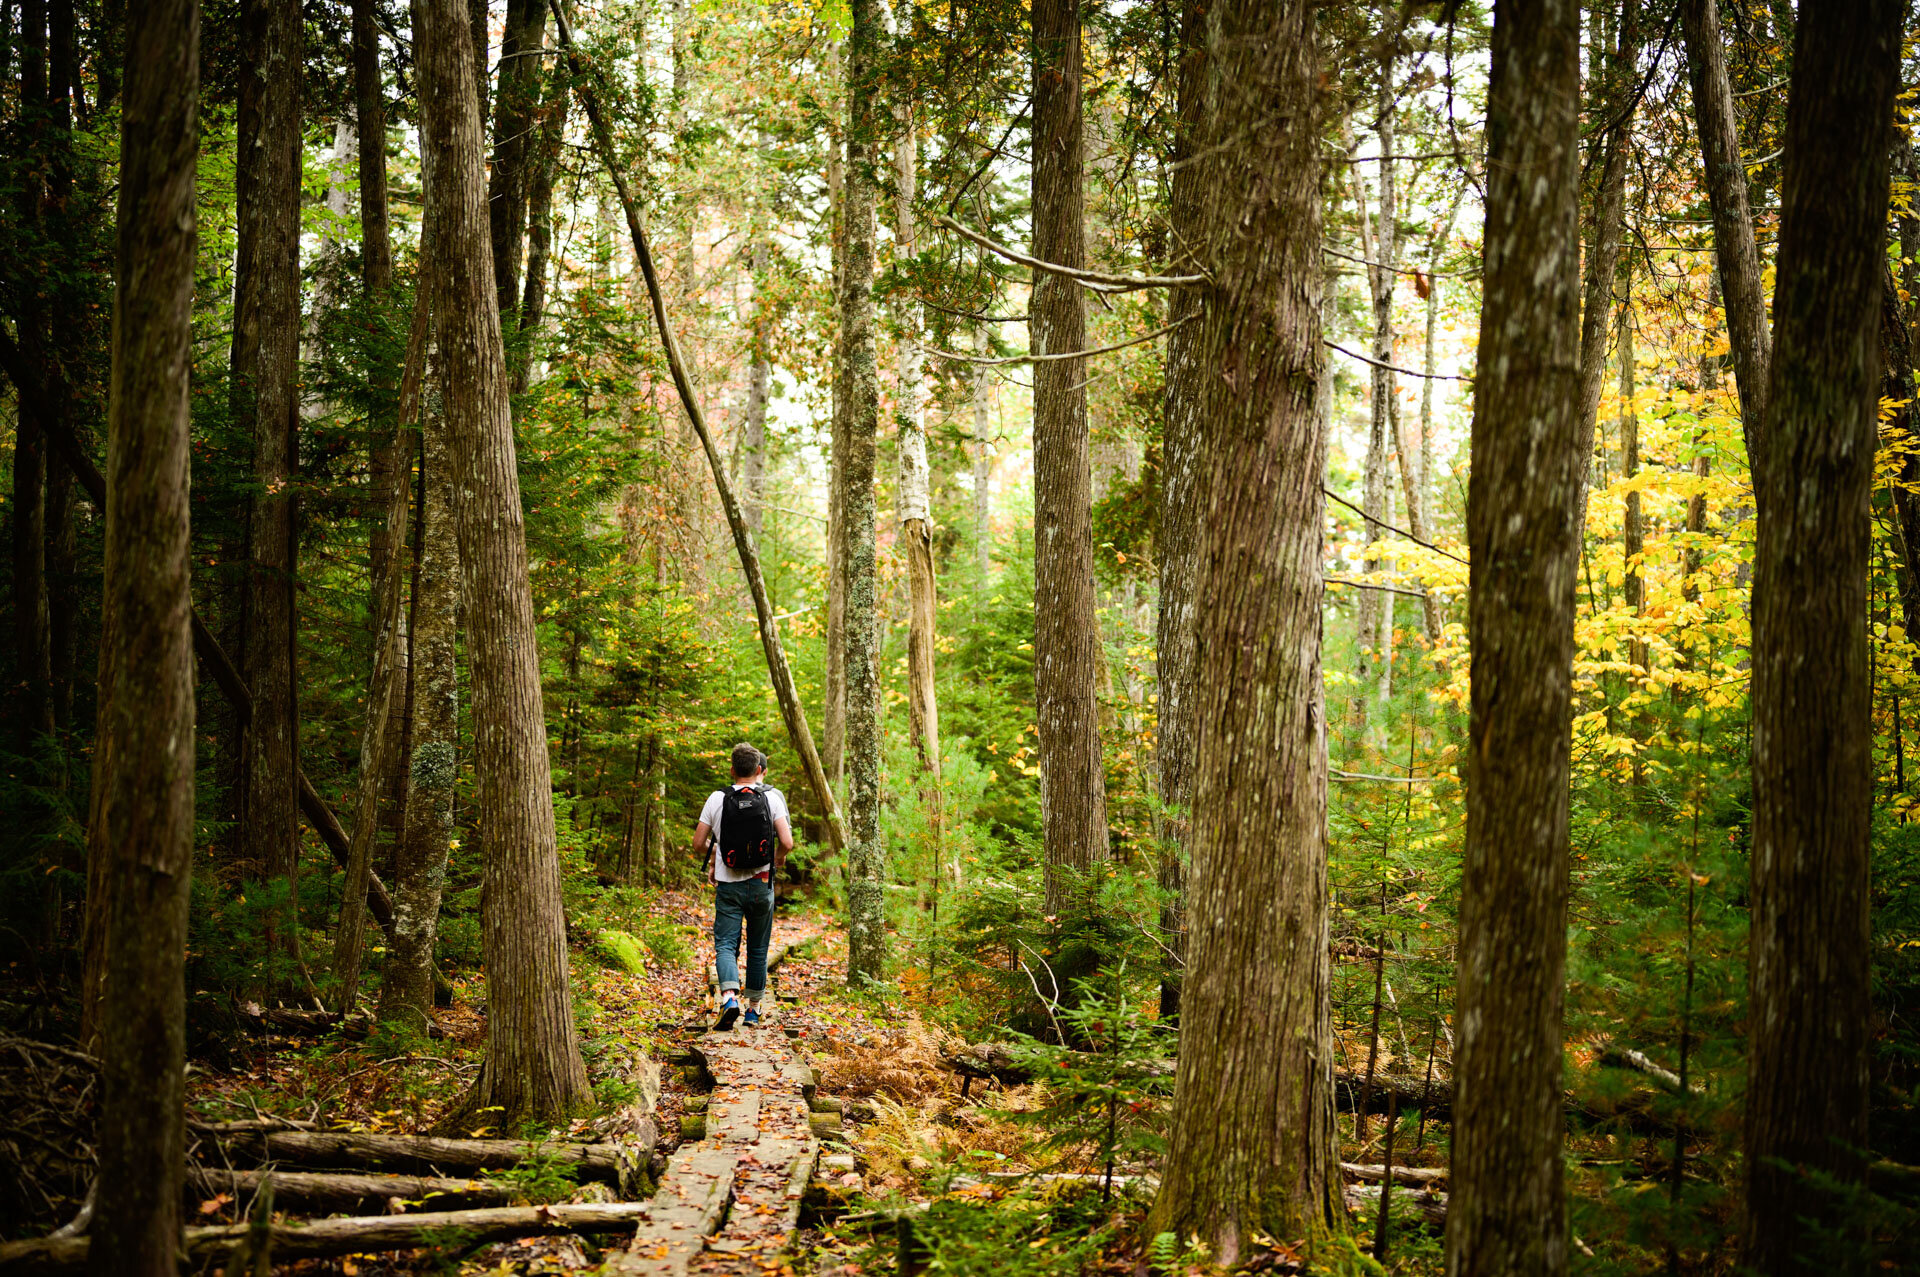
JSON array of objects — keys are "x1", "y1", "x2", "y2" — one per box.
[{"x1": 730, "y1": 741, "x2": 766, "y2": 780}]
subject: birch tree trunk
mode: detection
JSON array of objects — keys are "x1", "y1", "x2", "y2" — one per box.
[
  {"x1": 416, "y1": 0, "x2": 591, "y2": 1125},
  {"x1": 233, "y1": 0, "x2": 304, "y2": 991},
  {"x1": 741, "y1": 233, "x2": 771, "y2": 538},
  {"x1": 1146, "y1": 0, "x2": 1333, "y2": 1253},
  {"x1": 841, "y1": 0, "x2": 887, "y2": 983},
  {"x1": 85, "y1": 4, "x2": 198, "y2": 1266},
  {"x1": 1446, "y1": 2, "x2": 1583, "y2": 1273},
  {"x1": 894, "y1": 99, "x2": 939, "y2": 775},
  {"x1": 972, "y1": 325, "x2": 993, "y2": 579},
  {"x1": 823, "y1": 39, "x2": 849, "y2": 791},
  {"x1": 1412, "y1": 190, "x2": 1460, "y2": 646},
  {"x1": 1031, "y1": 0, "x2": 1109, "y2": 916},
  {"x1": 1744, "y1": 4, "x2": 1901, "y2": 1269},
  {"x1": 1351, "y1": 75, "x2": 1397, "y2": 750}
]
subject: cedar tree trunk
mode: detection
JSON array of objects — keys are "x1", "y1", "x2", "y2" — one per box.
[
  {"x1": 233, "y1": 0, "x2": 303, "y2": 987},
  {"x1": 85, "y1": 3, "x2": 198, "y2": 1267},
  {"x1": 1445, "y1": 1, "x2": 1584, "y2": 1274},
  {"x1": 1031, "y1": 0, "x2": 1109, "y2": 916},
  {"x1": 1743, "y1": 3, "x2": 1901, "y2": 1270},
  {"x1": 1145, "y1": 0, "x2": 1333, "y2": 1255},
  {"x1": 416, "y1": 0, "x2": 591, "y2": 1123}
]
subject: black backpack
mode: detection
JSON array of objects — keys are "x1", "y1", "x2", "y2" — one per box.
[{"x1": 717, "y1": 785, "x2": 775, "y2": 873}]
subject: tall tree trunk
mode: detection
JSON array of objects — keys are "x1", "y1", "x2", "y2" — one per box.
[
  {"x1": 1153, "y1": 0, "x2": 1206, "y2": 1023},
  {"x1": 740, "y1": 235, "x2": 771, "y2": 538},
  {"x1": 1352, "y1": 74, "x2": 1397, "y2": 751},
  {"x1": 416, "y1": 0, "x2": 591, "y2": 1125},
  {"x1": 85, "y1": 2, "x2": 198, "y2": 1265},
  {"x1": 331, "y1": 269, "x2": 426, "y2": 1014},
  {"x1": 1680, "y1": 0, "x2": 1771, "y2": 471},
  {"x1": 894, "y1": 99, "x2": 939, "y2": 776},
  {"x1": 1145, "y1": 0, "x2": 1331, "y2": 1254},
  {"x1": 842, "y1": 0, "x2": 886, "y2": 982},
  {"x1": 1574, "y1": 0, "x2": 1637, "y2": 514},
  {"x1": 11, "y1": 0, "x2": 52, "y2": 747},
  {"x1": 1031, "y1": 0, "x2": 1109, "y2": 916},
  {"x1": 1620, "y1": 303, "x2": 1646, "y2": 786},
  {"x1": 1880, "y1": 267, "x2": 1920, "y2": 673},
  {"x1": 1743, "y1": 4, "x2": 1901, "y2": 1270},
  {"x1": 488, "y1": 0, "x2": 547, "y2": 334},
  {"x1": 1445, "y1": 2, "x2": 1583, "y2": 1274},
  {"x1": 44, "y1": 0, "x2": 78, "y2": 744},
  {"x1": 233, "y1": 0, "x2": 303, "y2": 992},
  {"x1": 378, "y1": 346, "x2": 460, "y2": 1029},
  {"x1": 512, "y1": 28, "x2": 569, "y2": 396},
  {"x1": 1412, "y1": 189, "x2": 1461, "y2": 646},
  {"x1": 972, "y1": 324, "x2": 992, "y2": 578},
  {"x1": 823, "y1": 38, "x2": 848, "y2": 792}
]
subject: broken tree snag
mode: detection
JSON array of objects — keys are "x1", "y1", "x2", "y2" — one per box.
[
  {"x1": 199, "y1": 1130, "x2": 638, "y2": 1183},
  {"x1": 186, "y1": 1166, "x2": 515, "y2": 1213},
  {"x1": 0, "y1": 1202, "x2": 653, "y2": 1269},
  {"x1": 546, "y1": 0, "x2": 843, "y2": 856}
]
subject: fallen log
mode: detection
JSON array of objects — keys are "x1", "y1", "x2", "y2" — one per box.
[
  {"x1": 187, "y1": 1165, "x2": 515, "y2": 1213},
  {"x1": 201, "y1": 1130, "x2": 637, "y2": 1183},
  {"x1": 1340, "y1": 1161, "x2": 1446, "y2": 1188},
  {"x1": 944, "y1": 1040, "x2": 1697, "y2": 1135},
  {"x1": 1343, "y1": 1182, "x2": 1447, "y2": 1228},
  {"x1": 0, "y1": 1201, "x2": 651, "y2": 1271}
]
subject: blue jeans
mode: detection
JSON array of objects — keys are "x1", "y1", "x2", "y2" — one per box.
[{"x1": 713, "y1": 877, "x2": 773, "y2": 998}]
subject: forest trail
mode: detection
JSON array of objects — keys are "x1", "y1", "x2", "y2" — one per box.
[
  {"x1": 600, "y1": 912, "x2": 829, "y2": 1275},
  {"x1": 610, "y1": 1019, "x2": 819, "y2": 1275}
]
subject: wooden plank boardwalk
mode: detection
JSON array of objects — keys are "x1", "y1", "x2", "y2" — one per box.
[{"x1": 607, "y1": 1013, "x2": 820, "y2": 1276}]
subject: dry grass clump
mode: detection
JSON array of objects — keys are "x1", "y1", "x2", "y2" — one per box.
[{"x1": 814, "y1": 1021, "x2": 956, "y2": 1103}]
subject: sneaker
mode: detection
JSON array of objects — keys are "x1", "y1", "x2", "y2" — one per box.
[
  {"x1": 715, "y1": 993, "x2": 740, "y2": 1031},
  {"x1": 743, "y1": 1007, "x2": 761, "y2": 1027}
]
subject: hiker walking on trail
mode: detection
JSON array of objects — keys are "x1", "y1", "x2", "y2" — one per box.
[{"x1": 693, "y1": 742, "x2": 793, "y2": 1030}]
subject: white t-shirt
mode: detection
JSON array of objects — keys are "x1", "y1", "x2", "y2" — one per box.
[{"x1": 700, "y1": 784, "x2": 791, "y2": 882}]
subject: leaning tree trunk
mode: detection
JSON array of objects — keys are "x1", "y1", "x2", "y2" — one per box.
[
  {"x1": 416, "y1": 0, "x2": 591, "y2": 1125},
  {"x1": 1680, "y1": 0, "x2": 1771, "y2": 472},
  {"x1": 378, "y1": 334, "x2": 461, "y2": 1029},
  {"x1": 894, "y1": 105, "x2": 939, "y2": 776},
  {"x1": 85, "y1": 3, "x2": 198, "y2": 1266},
  {"x1": 1031, "y1": 0, "x2": 1110, "y2": 917},
  {"x1": 1446, "y1": 2, "x2": 1584, "y2": 1275},
  {"x1": 1153, "y1": 0, "x2": 1207, "y2": 1023},
  {"x1": 1145, "y1": 0, "x2": 1332, "y2": 1256},
  {"x1": 1743, "y1": 4, "x2": 1901, "y2": 1271},
  {"x1": 841, "y1": 0, "x2": 887, "y2": 982},
  {"x1": 233, "y1": 0, "x2": 304, "y2": 993}
]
